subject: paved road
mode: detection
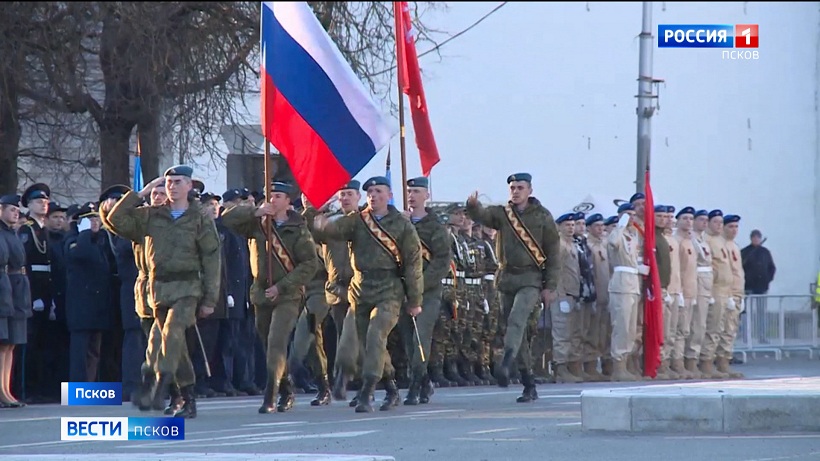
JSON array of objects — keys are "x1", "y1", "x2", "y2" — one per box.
[{"x1": 1, "y1": 358, "x2": 819, "y2": 461}]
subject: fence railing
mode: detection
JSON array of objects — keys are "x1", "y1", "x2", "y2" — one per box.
[{"x1": 734, "y1": 294, "x2": 818, "y2": 360}]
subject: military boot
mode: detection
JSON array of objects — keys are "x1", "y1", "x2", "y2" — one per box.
[
  {"x1": 164, "y1": 383, "x2": 184, "y2": 415},
  {"x1": 478, "y1": 365, "x2": 497, "y2": 386},
  {"x1": 601, "y1": 359, "x2": 614, "y2": 377},
  {"x1": 149, "y1": 373, "x2": 172, "y2": 413},
  {"x1": 355, "y1": 377, "x2": 377, "y2": 413},
  {"x1": 134, "y1": 370, "x2": 155, "y2": 411},
  {"x1": 664, "y1": 359, "x2": 680, "y2": 380},
  {"x1": 460, "y1": 361, "x2": 482, "y2": 386},
  {"x1": 403, "y1": 376, "x2": 421, "y2": 406},
  {"x1": 716, "y1": 357, "x2": 744, "y2": 379},
  {"x1": 509, "y1": 367, "x2": 521, "y2": 385},
  {"x1": 311, "y1": 375, "x2": 332, "y2": 406},
  {"x1": 583, "y1": 361, "x2": 605, "y2": 382},
  {"x1": 684, "y1": 358, "x2": 702, "y2": 379},
  {"x1": 655, "y1": 360, "x2": 672, "y2": 380},
  {"x1": 430, "y1": 363, "x2": 452, "y2": 388},
  {"x1": 379, "y1": 376, "x2": 400, "y2": 411},
  {"x1": 495, "y1": 349, "x2": 514, "y2": 388},
  {"x1": 174, "y1": 385, "x2": 197, "y2": 419},
  {"x1": 277, "y1": 376, "x2": 296, "y2": 412},
  {"x1": 258, "y1": 377, "x2": 278, "y2": 414},
  {"x1": 567, "y1": 362, "x2": 585, "y2": 382},
  {"x1": 516, "y1": 370, "x2": 538, "y2": 403},
  {"x1": 671, "y1": 358, "x2": 693, "y2": 379},
  {"x1": 332, "y1": 371, "x2": 349, "y2": 401},
  {"x1": 610, "y1": 359, "x2": 637, "y2": 382},
  {"x1": 555, "y1": 363, "x2": 582, "y2": 383},
  {"x1": 419, "y1": 375, "x2": 435, "y2": 404},
  {"x1": 445, "y1": 360, "x2": 469, "y2": 387}
]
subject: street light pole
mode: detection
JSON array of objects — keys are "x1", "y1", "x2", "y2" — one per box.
[{"x1": 635, "y1": 1, "x2": 655, "y2": 194}]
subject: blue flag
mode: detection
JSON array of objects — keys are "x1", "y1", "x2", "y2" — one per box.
[{"x1": 133, "y1": 155, "x2": 144, "y2": 191}]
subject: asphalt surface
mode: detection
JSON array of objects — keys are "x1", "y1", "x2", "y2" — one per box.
[{"x1": 1, "y1": 357, "x2": 819, "y2": 461}]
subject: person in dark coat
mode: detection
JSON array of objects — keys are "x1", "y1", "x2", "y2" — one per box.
[
  {"x1": 0, "y1": 194, "x2": 30, "y2": 407},
  {"x1": 741, "y1": 229, "x2": 777, "y2": 343},
  {"x1": 45, "y1": 201, "x2": 71, "y2": 394},
  {"x1": 64, "y1": 202, "x2": 117, "y2": 382}
]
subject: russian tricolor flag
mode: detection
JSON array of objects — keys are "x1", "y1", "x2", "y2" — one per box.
[{"x1": 261, "y1": 2, "x2": 394, "y2": 206}]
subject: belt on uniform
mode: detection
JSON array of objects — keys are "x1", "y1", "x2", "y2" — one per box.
[
  {"x1": 696, "y1": 267, "x2": 713, "y2": 273},
  {"x1": 483, "y1": 274, "x2": 495, "y2": 281},
  {"x1": 31, "y1": 264, "x2": 51, "y2": 273},
  {"x1": 154, "y1": 271, "x2": 200, "y2": 282},
  {"x1": 613, "y1": 266, "x2": 639, "y2": 274},
  {"x1": 465, "y1": 278, "x2": 482, "y2": 285},
  {"x1": 455, "y1": 271, "x2": 465, "y2": 278},
  {"x1": 442, "y1": 278, "x2": 455, "y2": 286},
  {"x1": 8, "y1": 267, "x2": 26, "y2": 275}
]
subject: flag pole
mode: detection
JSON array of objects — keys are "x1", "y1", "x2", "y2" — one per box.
[
  {"x1": 263, "y1": 140, "x2": 274, "y2": 287},
  {"x1": 635, "y1": 1, "x2": 655, "y2": 193},
  {"x1": 394, "y1": 2, "x2": 409, "y2": 211}
]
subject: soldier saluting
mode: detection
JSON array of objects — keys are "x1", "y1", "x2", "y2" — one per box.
[
  {"x1": 466, "y1": 173, "x2": 560, "y2": 397},
  {"x1": 313, "y1": 176, "x2": 423, "y2": 413}
]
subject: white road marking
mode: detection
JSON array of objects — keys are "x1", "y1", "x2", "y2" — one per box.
[
  {"x1": 468, "y1": 428, "x2": 518, "y2": 434},
  {"x1": 406, "y1": 409, "x2": 465, "y2": 415},
  {"x1": 120, "y1": 430, "x2": 379, "y2": 449},
  {"x1": 451, "y1": 437, "x2": 532, "y2": 442},
  {"x1": 555, "y1": 422, "x2": 582, "y2": 426},
  {"x1": 239, "y1": 421, "x2": 309, "y2": 428},
  {"x1": 0, "y1": 416, "x2": 62, "y2": 424},
  {"x1": 1, "y1": 454, "x2": 395, "y2": 461},
  {"x1": 118, "y1": 431, "x2": 300, "y2": 448}
]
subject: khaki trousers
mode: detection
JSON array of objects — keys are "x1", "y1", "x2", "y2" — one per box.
[{"x1": 609, "y1": 292, "x2": 640, "y2": 362}]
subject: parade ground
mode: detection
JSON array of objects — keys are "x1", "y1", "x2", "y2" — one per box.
[{"x1": 0, "y1": 357, "x2": 818, "y2": 461}]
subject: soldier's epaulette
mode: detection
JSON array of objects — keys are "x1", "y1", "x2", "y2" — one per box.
[{"x1": 22, "y1": 220, "x2": 35, "y2": 227}]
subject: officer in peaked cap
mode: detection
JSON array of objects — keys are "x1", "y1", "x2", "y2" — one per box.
[
  {"x1": 21, "y1": 183, "x2": 50, "y2": 208},
  {"x1": 222, "y1": 189, "x2": 244, "y2": 208},
  {"x1": 0, "y1": 194, "x2": 20, "y2": 207},
  {"x1": 99, "y1": 185, "x2": 131, "y2": 204},
  {"x1": 191, "y1": 179, "x2": 205, "y2": 195},
  {"x1": 46, "y1": 200, "x2": 69, "y2": 234}
]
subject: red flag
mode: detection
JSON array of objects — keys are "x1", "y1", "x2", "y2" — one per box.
[
  {"x1": 394, "y1": 1, "x2": 440, "y2": 177},
  {"x1": 642, "y1": 170, "x2": 664, "y2": 378}
]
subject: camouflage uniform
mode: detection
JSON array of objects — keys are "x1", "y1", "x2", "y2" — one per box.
[
  {"x1": 475, "y1": 231, "x2": 500, "y2": 384},
  {"x1": 316, "y1": 204, "x2": 423, "y2": 413},
  {"x1": 104, "y1": 191, "x2": 221, "y2": 408},
  {"x1": 466, "y1": 196, "x2": 560, "y2": 388},
  {"x1": 221, "y1": 206, "x2": 318, "y2": 413},
  {"x1": 461, "y1": 232, "x2": 487, "y2": 385},
  {"x1": 445, "y1": 226, "x2": 469, "y2": 386},
  {"x1": 398, "y1": 208, "x2": 451, "y2": 403}
]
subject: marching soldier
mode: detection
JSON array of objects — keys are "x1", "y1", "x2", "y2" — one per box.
[
  {"x1": 552, "y1": 213, "x2": 583, "y2": 384},
  {"x1": 103, "y1": 166, "x2": 221, "y2": 416},
  {"x1": 718, "y1": 214, "x2": 745, "y2": 378},
  {"x1": 445, "y1": 206, "x2": 469, "y2": 387},
  {"x1": 473, "y1": 222, "x2": 499, "y2": 385},
  {"x1": 221, "y1": 181, "x2": 318, "y2": 413},
  {"x1": 399, "y1": 177, "x2": 451, "y2": 405},
  {"x1": 0, "y1": 194, "x2": 29, "y2": 407},
  {"x1": 313, "y1": 176, "x2": 423, "y2": 413},
  {"x1": 459, "y1": 216, "x2": 486, "y2": 385},
  {"x1": 466, "y1": 172, "x2": 560, "y2": 400},
  {"x1": 672, "y1": 206, "x2": 697, "y2": 379},
  {"x1": 585, "y1": 213, "x2": 612, "y2": 377}
]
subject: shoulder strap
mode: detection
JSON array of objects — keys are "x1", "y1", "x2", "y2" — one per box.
[
  {"x1": 503, "y1": 204, "x2": 547, "y2": 268},
  {"x1": 420, "y1": 239, "x2": 432, "y2": 263},
  {"x1": 261, "y1": 221, "x2": 296, "y2": 273},
  {"x1": 360, "y1": 211, "x2": 402, "y2": 266}
]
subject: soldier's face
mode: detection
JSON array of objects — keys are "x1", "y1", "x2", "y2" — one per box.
[
  {"x1": 269, "y1": 192, "x2": 290, "y2": 213},
  {"x1": 461, "y1": 217, "x2": 473, "y2": 232},
  {"x1": 203, "y1": 199, "x2": 220, "y2": 219},
  {"x1": 483, "y1": 228, "x2": 496, "y2": 240},
  {"x1": 508, "y1": 181, "x2": 531, "y2": 206},
  {"x1": 337, "y1": 189, "x2": 360, "y2": 213},
  {"x1": 28, "y1": 198, "x2": 48, "y2": 216},
  {"x1": 407, "y1": 187, "x2": 428, "y2": 210},
  {"x1": 165, "y1": 176, "x2": 192, "y2": 203},
  {"x1": 559, "y1": 221, "x2": 575, "y2": 237},
  {"x1": 89, "y1": 216, "x2": 102, "y2": 233},
  {"x1": 574, "y1": 220, "x2": 586, "y2": 235},
  {"x1": 724, "y1": 222, "x2": 739, "y2": 240},
  {"x1": 243, "y1": 196, "x2": 255, "y2": 207},
  {"x1": 677, "y1": 214, "x2": 693, "y2": 231},
  {"x1": 0, "y1": 205, "x2": 19, "y2": 226},
  {"x1": 632, "y1": 199, "x2": 645, "y2": 218},
  {"x1": 588, "y1": 221, "x2": 604, "y2": 238},
  {"x1": 694, "y1": 215, "x2": 708, "y2": 232},
  {"x1": 448, "y1": 210, "x2": 464, "y2": 227},
  {"x1": 46, "y1": 212, "x2": 66, "y2": 231},
  {"x1": 708, "y1": 216, "x2": 723, "y2": 234},
  {"x1": 150, "y1": 185, "x2": 168, "y2": 206},
  {"x1": 654, "y1": 212, "x2": 665, "y2": 229},
  {"x1": 366, "y1": 185, "x2": 391, "y2": 211},
  {"x1": 605, "y1": 223, "x2": 616, "y2": 234}
]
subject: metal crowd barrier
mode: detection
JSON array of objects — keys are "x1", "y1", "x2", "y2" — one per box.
[{"x1": 733, "y1": 294, "x2": 818, "y2": 361}]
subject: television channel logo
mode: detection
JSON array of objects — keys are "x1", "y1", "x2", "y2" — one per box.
[
  {"x1": 61, "y1": 417, "x2": 185, "y2": 441},
  {"x1": 61, "y1": 382, "x2": 122, "y2": 406},
  {"x1": 658, "y1": 24, "x2": 759, "y2": 48}
]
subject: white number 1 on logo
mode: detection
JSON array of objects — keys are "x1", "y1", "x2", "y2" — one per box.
[{"x1": 741, "y1": 28, "x2": 751, "y2": 45}]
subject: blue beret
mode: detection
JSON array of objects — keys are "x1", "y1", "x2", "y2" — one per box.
[
  {"x1": 507, "y1": 173, "x2": 532, "y2": 184},
  {"x1": 654, "y1": 204, "x2": 666, "y2": 213},
  {"x1": 629, "y1": 192, "x2": 645, "y2": 203},
  {"x1": 695, "y1": 209, "x2": 709, "y2": 218},
  {"x1": 0, "y1": 194, "x2": 21, "y2": 207},
  {"x1": 362, "y1": 176, "x2": 390, "y2": 190},
  {"x1": 191, "y1": 179, "x2": 205, "y2": 194},
  {"x1": 407, "y1": 177, "x2": 429, "y2": 189},
  {"x1": 21, "y1": 183, "x2": 50, "y2": 207},
  {"x1": 573, "y1": 212, "x2": 585, "y2": 221},
  {"x1": 164, "y1": 165, "x2": 193, "y2": 178},
  {"x1": 666, "y1": 205, "x2": 676, "y2": 214},
  {"x1": 618, "y1": 203, "x2": 635, "y2": 214},
  {"x1": 724, "y1": 214, "x2": 741, "y2": 224},
  {"x1": 676, "y1": 206, "x2": 696, "y2": 218},
  {"x1": 271, "y1": 181, "x2": 293, "y2": 194},
  {"x1": 556, "y1": 213, "x2": 575, "y2": 224},
  {"x1": 222, "y1": 189, "x2": 241, "y2": 202},
  {"x1": 585, "y1": 213, "x2": 604, "y2": 226},
  {"x1": 200, "y1": 192, "x2": 221, "y2": 203},
  {"x1": 708, "y1": 209, "x2": 723, "y2": 220},
  {"x1": 340, "y1": 180, "x2": 360, "y2": 191},
  {"x1": 603, "y1": 215, "x2": 619, "y2": 226},
  {"x1": 99, "y1": 184, "x2": 131, "y2": 203},
  {"x1": 47, "y1": 201, "x2": 67, "y2": 214}
]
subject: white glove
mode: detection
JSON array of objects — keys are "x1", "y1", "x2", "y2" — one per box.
[
  {"x1": 466, "y1": 301, "x2": 470, "y2": 311},
  {"x1": 664, "y1": 294, "x2": 673, "y2": 305},
  {"x1": 78, "y1": 218, "x2": 91, "y2": 232},
  {"x1": 637, "y1": 264, "x2": 650, "y2": 275},
  {"x1": 728, "y1": 298, "x2": 736, "y2": 310},
  {"x1": 677, "y1": 293, "x2": 685, "y2": 307},
  {"x1": 709, "y1": 297, "x2": 716, "y2": 305},
  {"x1": 559, "y1": 300, "x2": 571, "y2": 313},
  {"x1": 483, "y1": 299, "x2": 490, "y2": 314},
  {"x1": 739, "y1": 298, "x2": 745, "y2": 312},
  {"x1": 617, "y1": 213, "x2": 630, "y2": 228},
  {"x1": 33, "y1": 299, "x2": 45, "y2": 312},
  {"x1": 227, "y1": 295, "x2": 235, "y2": 308}
]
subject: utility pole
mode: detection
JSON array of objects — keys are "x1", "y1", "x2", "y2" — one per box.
[{"x1": 635, "y1": 1, "x2": 658, "y2": 194}]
